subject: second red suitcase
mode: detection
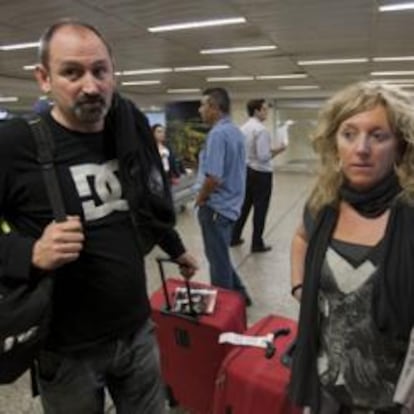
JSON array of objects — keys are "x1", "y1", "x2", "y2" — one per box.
[
  {"x1": 150, "y1": 258, "x2": 247, "y2": 414},
  {"x1": 213, "y1": 314, "x2": 301, "y2": 414}
]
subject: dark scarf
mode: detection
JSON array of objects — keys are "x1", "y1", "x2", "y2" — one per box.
[
  {"x1": 339, "y1": 172, "x2": 401, "y2": 218},
  {"x1": 289, "y1": 173, "x2": 414, "y2": 410}
]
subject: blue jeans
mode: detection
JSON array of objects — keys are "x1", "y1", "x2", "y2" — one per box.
[
  {"x1": 37, "y1": 319, "x2": 165, "y2": 414},
  {"x1": 198, "y1": 205, "x2": 247, "y2": 295}
]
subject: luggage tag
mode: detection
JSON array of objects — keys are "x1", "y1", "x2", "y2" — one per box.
[{"x1": 219, "y1": 328, "x2": 290, "y2": 359}]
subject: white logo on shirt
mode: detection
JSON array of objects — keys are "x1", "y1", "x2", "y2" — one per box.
[{"x1": 70, "y1": 160, "x2": 128, "y2": 221}]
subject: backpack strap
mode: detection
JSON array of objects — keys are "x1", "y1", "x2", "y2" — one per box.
[
  {"x1": 27, "y1": 117, "x2": 66, "y2": 223},
  {"x1": 30, "y1": 361, "x2": 39, "y2": 397},
  {"x1": 26, "y1": 116, "x2": 67, "y2": 396}
]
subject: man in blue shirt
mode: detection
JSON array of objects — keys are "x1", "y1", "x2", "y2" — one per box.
[{"x1": 195, "y1": 88, "x2": 252, "y2": 306}]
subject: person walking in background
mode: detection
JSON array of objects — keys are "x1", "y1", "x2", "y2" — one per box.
[
  {"x1": 289, "y1": 81, "x2": 414, "y2": 413},
  {"x1": 195, "y1": 87, "x2": 252, "y2": 306},
  {"x1": 152, "y1": 123, "x2": 184, "y2": 183},
  {"x1": 152, "y1": 123, "x2": 172, "y2": 174},
  {"x1": 0, "y1": 19, "x2": 197, "y2": 414},
  {"x1": 231, "y1": 99, "x2": 287, "y2": 253}
]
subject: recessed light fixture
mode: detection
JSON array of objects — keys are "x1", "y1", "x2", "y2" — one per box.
[
  {"x1": 167, "y1": 88, "x2": 201, "y2": 93},
  {"x1": 371, "y1": 70, "x2": 414, "y2": 76},
  {"x1": 379, "y1": 2, "x2": 414, "y2": 12},
  {"x1": 278, "y1": 85, "x2": 319, "y2": 90},
  {"x1": 117, "y1": 66, "x2": 229, "y2": 76},
  {"x1": 119, "y1": 68, "x2": 172, "y2": 76},
  {"x1": 121, "y1": 80, "x2": 161, "y2": 86},
  {"x1": 256, "y1": 74, "x2": 308, "y2": 80},
  {"x1": 371, "y1": 78, "x2": 414, "y2": 84},
  {"x1": 148, "y1": 17, "x2": 246, "y2": 33},
  {"x1": 200, "y1": 45, "x2": 276, "y2": 54},
  {"x1": 0, "y1": 96, "x2": 19, "y2": 102},
  {"x1": 23, "y1": 64, "x2": 37, "y2": 70},
  {"x1": 0, "y1": 42, "x2": 39, "y2": 51},
  {"x1": 298, "y1": 58, "x2": 368, "y2": 65},
  {"x1": 174, "y1": 65, "x2": 230, "y2": 72},
  {"x1": 206, "y1": 76, "x2": 254, "y2": 82},
  {"x1": 373, "y1": 56, "x2": 414, "y2": 62},
  {"x1": 141, "y1": 105, "x2": 163, "y2": 112}
]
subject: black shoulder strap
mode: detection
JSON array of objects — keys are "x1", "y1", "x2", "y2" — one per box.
[
  {"x1": 26, "y1": 116, "x2": 67, "y2": 397},
  {"x1": 27, "y1": 117, "x2": 66, "y2": 223}
]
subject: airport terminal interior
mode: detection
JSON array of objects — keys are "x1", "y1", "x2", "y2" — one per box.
[{"x1": 1, "y1": 0, "x2": 414, "y2": 413}]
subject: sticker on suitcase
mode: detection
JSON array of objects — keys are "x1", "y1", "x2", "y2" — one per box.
[{"x1": 172, "y1": 287, "x2": 218, "y2": 314}]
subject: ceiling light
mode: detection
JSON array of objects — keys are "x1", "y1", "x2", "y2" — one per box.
[
  {"x1": 373, "y1": 56, "x2": 414, "y2": 62},
  {"x1": 174, "y1": 65, "x2": 230, "y2": 72},
  {"x1": 121, "y1": 80, "x2": 161, "y2": 86},
  {"x1": 120, "y1": 68, "x2": 172, "y2": 76},
  {"x1": 371, "y1": 70, "x2": 414, "y2": 76},
  {"x1": 200, "y1": 45, "x2": 276, "y2": 54},
  {"x1": 167, "y1": 88, "x2": 201, "y2": 93},
  {"x1": 0, "y1": 96, "x2": 19, "y2": 102},
  {"x1": 206, "y1": 76, "x2": 254, "y2": 82},
  {"x1": 298, "y1": 58, "x2": 368, "y2": 65},
  {"x1": 379, "y1": 3, "x2": 414, "y2": 12},
  {"x1": 148, "y1": 17, "x2": 246, "y2": 33},
  {"x1": 278, "y1": 85, "x2": 319, "y2": 90},
  {"x1": 23, "y1": 64, "x2": 37, "y2": 70},
  {"x1": 141, "y1": 105, "x2": 163, "y2": 112},
  {"x1": 0, "y1": 42, "x2": 39, "y2": 51},
  {"x1": 370, "y1": 78, "x2": 414, "y2": 84},
  {"x1": 256, "y1": 74, "x2": 308, "y2": 80}
]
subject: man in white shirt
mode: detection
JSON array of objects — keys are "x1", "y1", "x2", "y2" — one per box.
[{"x1": 231, "y1": 99, "x2": 286, "y2": 253}]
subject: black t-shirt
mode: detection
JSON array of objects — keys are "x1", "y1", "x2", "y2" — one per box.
[{"x1": 0, "y1": 114, "x2": 150, "y2": 352}]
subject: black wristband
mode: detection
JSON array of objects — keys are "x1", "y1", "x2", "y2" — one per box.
[{"x1": 291, "y1": 283, "x2": 303, "y2": 297}]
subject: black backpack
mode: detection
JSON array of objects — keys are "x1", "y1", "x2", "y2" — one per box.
[
  {"x1": 105, "y1": 94, "x2": 177, "y2": 255},
  {"x1": 0, "y1": 116, "x2": 66, "y2": 384}
]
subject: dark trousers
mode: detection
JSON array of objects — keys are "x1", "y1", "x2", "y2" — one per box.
[
  {"x1": 232, "y1": 167, "x2": 272, "y2": 248},
  {"x1": 38, "y1": 320, "x2": 165, "y2": 414},
  {"x1": 317, "y1": 389, "x2": 401, "y2": 414}
]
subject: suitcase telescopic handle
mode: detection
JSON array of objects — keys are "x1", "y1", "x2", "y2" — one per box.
[
  {"x1": 280, "y1": 338, "x2": 296, "y2": 367},
  {"x1": 156, "y1": 257, "x2": 196, "y2": 316}
]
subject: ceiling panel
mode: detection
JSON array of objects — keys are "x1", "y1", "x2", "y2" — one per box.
[{"x1": 1, "y1": 0, "x2": 414, "y2": 111}]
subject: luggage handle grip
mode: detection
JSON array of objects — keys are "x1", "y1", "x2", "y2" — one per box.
[
  {"x1": 156, "y1": 257, "x2": 197, "y2": 317},
  {"x1": 265, "y1": 327, "x2": 291, "y2": 359}
]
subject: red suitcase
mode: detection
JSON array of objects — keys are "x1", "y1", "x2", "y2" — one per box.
[
  {"x1": 213, "y1": 314, "x2": 301, "y2": 414},
  {"x1": 150, "y1": 258, "x2": 247, "y2": 414}
]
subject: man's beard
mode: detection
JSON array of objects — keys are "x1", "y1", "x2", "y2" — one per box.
[{"x1": 72, "y1": 94, "x2": 109, "y2": 123}]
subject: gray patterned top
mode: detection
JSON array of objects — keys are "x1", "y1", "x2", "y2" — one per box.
[{"x1": 316, "y1": 239, "x2": 406, "y2": 410}]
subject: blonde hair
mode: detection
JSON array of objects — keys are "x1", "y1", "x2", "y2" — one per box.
[{"x1": 307, "y1": 81, "x2": 414, "y2": 216}]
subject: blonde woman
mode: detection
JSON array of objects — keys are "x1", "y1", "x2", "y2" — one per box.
[{"x1": 289, "y1": 82, "x2": 414, "y2": 413}]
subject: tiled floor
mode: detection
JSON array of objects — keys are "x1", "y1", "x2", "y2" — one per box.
[{"x1": 0, "y1": 170, "x2": 313, "y2": 414}]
